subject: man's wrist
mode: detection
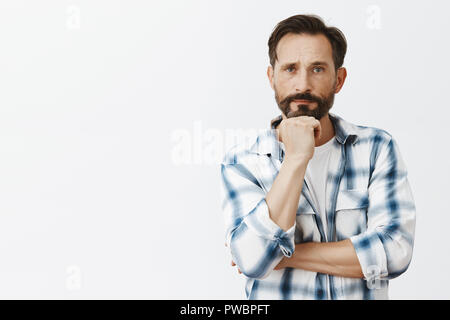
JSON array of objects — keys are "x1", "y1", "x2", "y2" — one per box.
[{"x1": 282, "y1": 155, "x2": 310, "y2": 171}]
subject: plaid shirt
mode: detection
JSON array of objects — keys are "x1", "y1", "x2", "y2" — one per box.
[{"x1": 220, "y1": 113, "x2": 416, "y2": 299}]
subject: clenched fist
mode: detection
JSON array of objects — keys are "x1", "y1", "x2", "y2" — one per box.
[{"x1": 275, "y1": 116, "x2": 322, "y2": 162}]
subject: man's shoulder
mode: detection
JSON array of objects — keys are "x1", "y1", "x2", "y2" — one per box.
[
  {"x1": 221, "y1": 129, "x2": 274, "y2": 165},
  {"x1": 346, "y1": 119, "x2": 394, "y2": 146}
]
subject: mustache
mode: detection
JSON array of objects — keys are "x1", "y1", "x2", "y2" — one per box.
[{"x1": 280, "y1": 92, "x2": 322, "y2": 105}]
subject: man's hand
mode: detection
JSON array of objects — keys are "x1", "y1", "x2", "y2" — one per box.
[
  {"x1": 274, "y1": 256, "x2": 290, "y2": 270},
  {"x1": 276, "y1": 116, "x2": 322, "y2": 162},
  {"x1": 230, "y1": 257, "x2": 289, "y2": 274},
  {"x1": 225, "y1": 242, "x2": 243, "y2": 274},
  {"x1": 227, "y1": 241, "x2": 290, "y2": 274},
  {"x1": 231, "y1": 260, "x2": 242, "y2": 274}
]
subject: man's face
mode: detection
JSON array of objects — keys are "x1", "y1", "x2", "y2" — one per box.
[{"x1": 268, "y1": 33, "x2": 343, "y2": 120}]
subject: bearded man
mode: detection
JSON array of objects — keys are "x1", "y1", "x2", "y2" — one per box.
[{"x1": 220, "y1": 14, "x2": 416, "y2": 300}]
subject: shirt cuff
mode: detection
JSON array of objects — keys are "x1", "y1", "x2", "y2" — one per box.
[
  {"x1": 243, "y1": 198, "x2": 296, "y2": 257},
  {"x1": 350, "y1": 231, "x2": 389, "y2": 281}
]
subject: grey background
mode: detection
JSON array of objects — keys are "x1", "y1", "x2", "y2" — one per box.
[{"x1": 0, "y1": 0, "x2": 448, "y2": 299}]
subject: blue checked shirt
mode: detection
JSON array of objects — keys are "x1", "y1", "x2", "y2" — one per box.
[{"x1": 220, "y1": 113, "x2": 416, "y2": 299}]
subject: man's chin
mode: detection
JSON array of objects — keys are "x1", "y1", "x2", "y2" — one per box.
[
  {"x1": 287, "y1": 109, "x2": 315, "y2": 118},
  {"x1": 287, "y1": 110, "x2": 329, "y2": 121}
]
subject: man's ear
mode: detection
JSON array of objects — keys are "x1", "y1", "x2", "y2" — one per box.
[
  {"x1": 334, "y1": 67, "x2": 347, "y2": 94},
  {"x1": 267, "y1": 65, "x2": 275, "y2": 90}
]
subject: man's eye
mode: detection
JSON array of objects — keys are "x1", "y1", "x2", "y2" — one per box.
[
  {"x1": 286, "y1": 67, "x2": 295, "y2": 72},
  {"x1": 313, "y1": 67, "x2": 324, "y2": 73}
]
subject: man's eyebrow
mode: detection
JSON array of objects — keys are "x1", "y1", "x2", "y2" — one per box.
[
  {"x1": 280, "y1": 61, "x2": 330, "y2": 68},
  {"x1": 310, "y1": 61, "x2": 329, "y2": 66},
  {"x1": 279, "y1": 62, "x2": 297, "y2": 69}
]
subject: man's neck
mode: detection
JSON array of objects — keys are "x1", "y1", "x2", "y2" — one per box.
[{"x1": 315, "y1": 113, "x2": 335, "y2": 147}]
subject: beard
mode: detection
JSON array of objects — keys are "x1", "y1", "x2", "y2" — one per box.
[{"x1": 275, "y1": 82, "x2": 336, "y2": 120}]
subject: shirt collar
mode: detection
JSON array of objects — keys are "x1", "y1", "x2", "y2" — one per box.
[{"x1": 252, "y1": 112, "x2": 359, "y2": 156}]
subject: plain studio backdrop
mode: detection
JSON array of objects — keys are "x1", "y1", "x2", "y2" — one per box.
[{"x1": 0, "y1": 0, "x2": 448, "y2": 299}]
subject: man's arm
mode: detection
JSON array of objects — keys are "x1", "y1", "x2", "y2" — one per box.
[
  {"x1": 265, "y1": 117, "x2": 321, "y2": 231},
  {"x1": 274, "y1": 239, "x2": 364, "y2": 278},
  {"x1": 274, "y1": 135, "x2": 416, "y2": 281},
  {"x1": 348, "y1": 136, "x2": 416, "y2": 280},
  {"x1": 221, "y1": 155, "x2": 307, "y2": 279},
  {"x1": 222, "y1": 117, "x2": 321, "y2": 279},
  {"x1": 265, "y1": 156, "x2": 308, "y2": 231}
]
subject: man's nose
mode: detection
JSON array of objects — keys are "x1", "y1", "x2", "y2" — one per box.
[{"x1": 294, "y1": 69, "x2": 312, "y2": 93}]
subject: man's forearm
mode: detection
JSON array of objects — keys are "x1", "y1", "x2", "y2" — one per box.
[
  {"x1": 265, "y1": 156, "x2": 309, "y2": 231},
  {"x1": 278, "y1": 239, "x2": 364, "y2": 278}
]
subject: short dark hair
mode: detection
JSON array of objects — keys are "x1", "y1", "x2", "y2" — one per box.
[{"x1": 268, "y1": 14, "x2": 347, "y2": 70}]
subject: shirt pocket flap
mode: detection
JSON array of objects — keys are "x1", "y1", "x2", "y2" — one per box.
[{"x1": 335, "y1": 189, "x2": 369, "y2": 211}]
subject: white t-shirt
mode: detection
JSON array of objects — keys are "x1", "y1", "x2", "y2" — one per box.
[{"x1": 304, "y1": 137, "x2": 335, "y2": 240}]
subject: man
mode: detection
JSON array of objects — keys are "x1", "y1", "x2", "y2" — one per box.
[{"x1": 220, "y1": 14, "x2": 416, "y2": 299}]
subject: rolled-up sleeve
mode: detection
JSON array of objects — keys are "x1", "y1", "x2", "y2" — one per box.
[
  {"x1": 350, "y1": 136, "x2": 416, "y2": 282},
  {"x1": 220, "y1": 159, "x2": 296, "y2": 280}
]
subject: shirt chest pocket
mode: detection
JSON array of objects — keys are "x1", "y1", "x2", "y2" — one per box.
[{"x1": 334, "y1": 189, "x2": 370, "y2": 240}]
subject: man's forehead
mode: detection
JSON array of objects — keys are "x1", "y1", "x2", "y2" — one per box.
[{"x1": 276, "y1": 33, "x2": 333, "y2": 65}]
